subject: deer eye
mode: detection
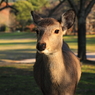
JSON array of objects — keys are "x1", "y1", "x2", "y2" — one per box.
[{"x1": 54, "y1": 29, "x2": 59, "y2": 34}]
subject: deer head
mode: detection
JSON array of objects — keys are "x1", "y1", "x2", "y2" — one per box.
[{"x1": 31, "y1": 10, "x2": 75, "y2": 55}]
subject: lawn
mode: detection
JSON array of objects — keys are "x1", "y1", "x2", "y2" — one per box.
[
  {"x1": 0, "y1": 32, "x2": 95, "y2": 61},
  {"x1": 63, "y1": 34, "x2": 95, "y2": 52},
  {"x1": 0, "y1": 32, "x2": 37, "y2": 61},
  {"x1": 0, "y1": 63, "x2": 42, "y2": 95},
  {"x1": 0, "y1": 63, "x2": 95, "y2": 95},
  {"x1": 0, "y1": 32, "x2": 95, "y2": 95}
]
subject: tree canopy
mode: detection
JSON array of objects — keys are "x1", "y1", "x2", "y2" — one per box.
[
  {"x1": 12, "y1": 0, "x2": 50, "y2": 31},
  {"x1": 13, "y1": 0, "x2": 33, "y2": 21},
  {"x1": 13, "y1": 0, "x2": 49, "y2": 21},
  {"x1": 27, "y1": 0, "x2": 49, "y2": 12}
]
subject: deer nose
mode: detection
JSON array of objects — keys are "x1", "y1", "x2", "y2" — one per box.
[{"x1": 37, "y1": 42, "x2": 46, "y2": 51}]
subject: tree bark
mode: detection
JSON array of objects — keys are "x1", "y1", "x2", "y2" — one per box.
[
  {"x1": 67, "y1": 0, "x2": 95, "y2": 61},
  {"x1": 77, "y1": 11, "x2": 86, "y2": 61},
  {"x1": 48, "y1": 0, "x2": 65, "y2": 17},
  {"x1": 77, "y1": 0, "x2": 86, "y2": 61}
]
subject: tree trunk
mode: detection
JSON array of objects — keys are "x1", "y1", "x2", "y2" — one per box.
[
  {"x1": 77, "y1": 11, "x2": 86, "y2": 61},
  {"x1": 67, "y1": 0, "x2": 95, "y2": 62}
]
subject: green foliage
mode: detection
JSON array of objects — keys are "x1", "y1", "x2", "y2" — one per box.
[
  {"x1": 13, "y1": 0, "x2": 49, "y2": 31},
  {"x1": 13, "y1": 0, "x2": 33, "y2": 21},
  {"x1": 13, "y1": 0, "x2": 34, "y2": 31},
  {"x1": 27, "y1": 0, "x2": 49, "y2": 11}
]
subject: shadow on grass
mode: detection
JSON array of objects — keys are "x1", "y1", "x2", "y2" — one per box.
[
  {"x1": 0, "y1": 49, "x2": 36, "y2": 60},
  {"x1": 0, "y1": 66, "x2": 42, "y2": 95},
  {"x1": 0, "y1": 32, "x2": 36, "y2": 39},
  {"x1": 0, "y1": 66, "x2": 95, "y2": 95},
  {"x1": 0, "y1": 41, "x2": 36, "y2": 46},
  {"x1": 76, "y1": 72, "x2": 95, "y2": 95}
]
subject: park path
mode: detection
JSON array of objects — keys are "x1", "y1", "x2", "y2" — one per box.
[
  {"x1": 86, "y1": 52, "x2": 95, "y2": 61},
  {"x1": 0, "y1": 52, "x2": 95, "y2": 65}
]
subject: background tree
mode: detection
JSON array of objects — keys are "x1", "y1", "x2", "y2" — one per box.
[
  {"x1": 27, "y1": 0, "x2": 49, "y2": 12},
  {"x1": 13, "y1": 0, "x2": 33, "y2": 31},
  {"x1": 0, "y1": 0, "x2": 18, "y2": 32},
  {"x1": 67, "y1": 0, "x2": 95, "y2": 61},
  {"x1": 13, "y1": 0, "x2": 49, "y2": 31},
  {"x1": 48, "y1": 0, "x2": 95, "y2": 61},
  {"x1": 0, "y1": 0, "x2": 18, "y2": 12}
]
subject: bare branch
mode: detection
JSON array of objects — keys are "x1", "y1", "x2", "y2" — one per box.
[
  {"x1": 0, "y1": 0, "x2": 8, "y2": 6},
  {"x1": 0, "y1": 0, "x2": 18, "y2": 13},
  {"x1": 0, "y1": 0, "x2": 4, "y2": 6},
  {"x1": 67, "y1": 0, "x2": 78, "y2": 15},
  {"x1": 85, "y1": 0, "x2": 95, "y2": 17},
  {"x1": 0, "y1": 5, "x2": 8, "y2": 10},
  {"x1": 0, "y1": 5, "x2": 18, "y2": 13},
  {"x1": 48, "y1": 0, "x2": 66, "y2": 17}
]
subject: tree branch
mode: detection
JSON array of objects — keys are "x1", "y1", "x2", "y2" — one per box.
[
  {"x1": 85, "y1": 0, "x2": 95, "y2": 17},
  {"x1": 0, "y1": 5, "x2": 18, "y2": 13},
  {"x1": 0, "y1": 0, "x2": 18, "y2": 13},
  {"x1": 80, "y1": 0, "x2": 85, "y2": 11},
  {"x1": 0, "y1": 0, "x2": 8, "y2": 6},
  {"x1": 67, "y1": 0, "x2": 78, "y2": 15},
  {"x1": 48, "y1": 0, "x2": 66, "y2": 17}
]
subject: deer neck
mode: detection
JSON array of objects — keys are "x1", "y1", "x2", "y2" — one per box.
[
  {"x1": 43, "y1": 49, "x2": 65, "y2": 83},
  {"x1": 46, "y1": 50, "x2": 64, "y2": 65}
]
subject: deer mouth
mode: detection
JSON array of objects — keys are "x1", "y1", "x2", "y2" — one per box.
[{"x1": 37, "y1": 49, "x2": 48, "y2": 54}]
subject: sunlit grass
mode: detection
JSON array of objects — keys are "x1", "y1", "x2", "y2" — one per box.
[
  {"x1": 2, "y1": 64, "x2": 34, "y2": 71},
  {"x1": 0, "y1": 33, "x2": 95, "y2": 52},
  {"x1": 0, "y1": 32, "x2": 95, "y2": 60},
  {"x1": 0, "y1": 45, "x2": 36, "y2": 50},
  {"x1": 0, "y1": 39, "x2": 36, "y2": 43},
  {"x1": 76, "y1": 64, "x2": 95, "y2": 95},
  {"x1": 64, "y1": 35, "x2": 95, "y2": 52},
  {"x1": 0, "y1": 32, "x2": 37, "y2": 60},
  {"x1": 82, "y1": 64, "x2": 95, "y2": 73}
]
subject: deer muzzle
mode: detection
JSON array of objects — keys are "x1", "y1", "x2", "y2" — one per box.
[{"x1": 36, "y1": 42, "x2": 46, "y2": 51}]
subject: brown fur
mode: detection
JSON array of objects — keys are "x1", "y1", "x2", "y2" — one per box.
[
  {"x1": 31, "y1": 10, "x2": 81, "y2": 95},
  {"x1": 38, "y1": 18, "x2": 59, "y2": 27}
]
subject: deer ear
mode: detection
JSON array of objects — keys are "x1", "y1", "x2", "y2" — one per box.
[
  {"x1": 31, "y1": 11, "x2": 43, "y2": 24},
  {"x1": 61, "y1": 10, "x2": 75, "y2": 29}
]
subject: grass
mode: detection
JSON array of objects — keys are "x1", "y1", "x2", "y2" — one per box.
[
  {"x1": 0, "y1": 32, "x2": 37, "y2": 60},
  {"x1": 0, "y1": 64, "x2": 42, "y2": 95},
  {"x1": 0, "y1": 32, "x2": 95, "y2": 61},
  {"x1": 0, "y1": 32, "x2": 95, "y2": 95},
  {"x1": 77, "y1": 64, "x2": 95, "y2": 95},
  {"x1": 0, "y1": 63, "x2": 95, "y2": 95},
  {"x1": 64, "y1": 35, "x2": 95, "y2": 52}
]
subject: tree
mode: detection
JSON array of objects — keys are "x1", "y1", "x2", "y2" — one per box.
[
  {"x1": 48, "y1": 0, "x2": 66, "y2": 17},
  {"x1": 13, "y1": 0, "x2": 50, "y2": 31},
  {"x1": 27, "y1": 0, "x2": 49, "y2": 12},
  {"x1": 13, "y1": 0, "x2": 33, "y2": 31},
  {"x1": 0, "y1": 0, "x2": 50, "y2": 31},
  {"x1": 67, "y1": 0, "x2": 95, "y2": 61},
  {"x1": 0, "y1": 0, "x2": 18, "y2": 32},
  {"x1": 0, "y1": 0, "x2": 18, "y2": 12},
  {"x1": 49, "y1": 0, "x2": 95, "y2": 61}
]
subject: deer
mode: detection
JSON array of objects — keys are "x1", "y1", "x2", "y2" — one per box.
[{"x1": 31, "y1": 10, "x2": 81, "y2": 95}]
